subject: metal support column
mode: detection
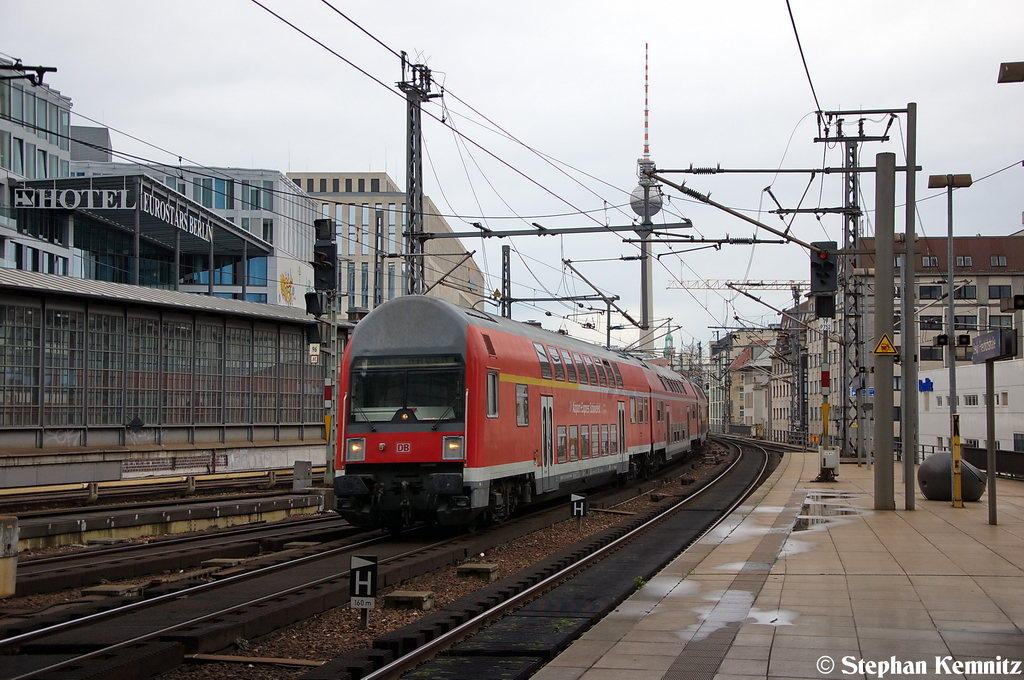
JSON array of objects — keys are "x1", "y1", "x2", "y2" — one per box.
[
  {"x1": 501, "y1": 244, "x2": 511, "y2": 318},
  {"x1": 901, "y1": 103, "x2": 919, "y2": 509},
  {"x1": 399, "y1": 54, "x2": 434, "y2": 296},
  {"x1": 842, "y1": 133, "x2": 862, "y2": 462}
]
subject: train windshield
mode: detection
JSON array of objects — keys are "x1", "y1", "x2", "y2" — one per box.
[{"x1": 349, "y1": 355, "x2": 464, "y2": 424}]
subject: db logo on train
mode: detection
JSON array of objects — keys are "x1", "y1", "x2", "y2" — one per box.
[{"x1": 396, "y1": 443, "x2": 412, "y2": 453}]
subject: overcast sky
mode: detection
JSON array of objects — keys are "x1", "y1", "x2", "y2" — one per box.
[{"x1": 3, "y1": 0, "x2": 1022, "y2": 352}]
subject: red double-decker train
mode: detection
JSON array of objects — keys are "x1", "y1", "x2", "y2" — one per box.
[{"x1": 333, "y1": 296, "x2": 708, "y2": 532}]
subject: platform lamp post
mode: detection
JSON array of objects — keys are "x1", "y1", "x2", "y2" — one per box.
[{"x1": 927, "y1": 173, "x2": 972, "y2": 508}]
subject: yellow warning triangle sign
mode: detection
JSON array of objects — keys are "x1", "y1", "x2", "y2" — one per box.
[{"x1": 873, "y1": 333, "x2": 898, "y2": 355}]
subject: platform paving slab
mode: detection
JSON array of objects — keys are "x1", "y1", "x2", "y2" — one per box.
[{"x1": 534, "y1": 448, "x2": 1024, "y2": 680}]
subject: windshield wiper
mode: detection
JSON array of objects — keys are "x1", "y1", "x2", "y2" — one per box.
[
  {"x1": 352, "y1": 406, "x2": 376, "y2": 432},
  {"x1": 431, "y1": 396, "x2": 462, "y2": 431}
]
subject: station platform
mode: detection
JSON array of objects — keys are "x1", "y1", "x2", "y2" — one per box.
[
  {"x1": 14, "y1": 493, "x2": 326, "y2": 550},
  {"x1": 534, "y1": 449, "x2": 1024, "y2": 680}
]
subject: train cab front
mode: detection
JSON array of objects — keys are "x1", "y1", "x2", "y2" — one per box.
[{"x1": 334, "y1": 353, "x2": 479, "y2": 532}]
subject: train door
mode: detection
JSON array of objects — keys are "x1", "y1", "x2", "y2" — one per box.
[
  {"x1": 617, "y1": 401, "x2": 626, "y2": 454},
  {"x1": 538, "y1": 395, "x2": 557, "y2": 493}
]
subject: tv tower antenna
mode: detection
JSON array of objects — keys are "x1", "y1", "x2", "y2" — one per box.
[{"x1": 630, "y1": 43, "x2": 662, "y2": 352}]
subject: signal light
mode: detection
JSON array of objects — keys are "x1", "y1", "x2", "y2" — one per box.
[
  {"x1": 814, "y1": 293, "x2": 835, "y2": 319},
  {"x1": 935, "y1": 334, "x2": 949, "y2": 346},
  {"x1": 1000, "y1": 295, "x2": 1024, "y2": 312},
  {"x1": 311, "y1": 218, "x2": 337, "y2": 292},
  {"x1": 957, "y1": 334, "x2": 971, "y2": 346},
  {"x1": 810, "y1": 241, "x2": 838, "y2": 293}
]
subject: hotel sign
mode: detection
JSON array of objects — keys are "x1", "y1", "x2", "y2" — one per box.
[
  {"x1": 14, "y1": 187, "x2": 213, "y2": 243},
  {"x1": 15, "y1": 187, "x2": 134, "y2": 210},
  {"x1": 139, "y1": 192, "x2": 213, "y2": 242}
]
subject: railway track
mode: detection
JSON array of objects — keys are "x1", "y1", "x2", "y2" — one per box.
[
  {"x1": 346, "y1": 435, "x2": 774, "y2": 680},
  {"x1": 0, "y1": 438, "x2": 774, "y2": 680}
]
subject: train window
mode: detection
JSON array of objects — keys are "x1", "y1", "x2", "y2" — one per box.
[
  {"x1": 657, "y1": 400, "x2": 663, "y2": 422},
  {"x1": 559, "y1": 348, "x2": 577, "y2": 383},
  {"x1": 581, "y1": 354, "x2": 599, "y2": 385},
  {"x1": 557, "y1": 425, "x2": 567, "y2": 463},
  {"x1": 593, "y1": 358, "x2": 607, "y2": 387},
  {"x1": 349, "y1": 355, "x2": 464, "y2": 423},
  {"x1": 569, "y1": 425, "x2": 578, "y2": 461},
  {"x1": 609, "y1": 424, "x2": 618, "y2": 455},
  {"x1": 601, "y1": 424, "x2": 609, "y2": 456},
  {"x1": 580, "y1": 425, "x2": 590, "y2": 459},
  {"x1": 516, "y1": 384, "x2": 529, "y2": 426},
  {"x1": 609, "y1": 362, "x2": 624, "y2": 389},
  {"x1": 591, "y1": 424, "x2": 600, "y2": 457},
  {"x1": 572, "y1": 352, "x2": 589, "y2": 384},
  {"x1": 533, "y1": 342, "x2": 552, "y2": 380},
  {"x1": 547, "y1": 345, "x2": 565, "y2": 381},
  {"x1": 630, "y1": 396, "x2": 636, "y2": 424},
  {"x1": 486, "y1": 371, "x2": 499, "y2": 418}
]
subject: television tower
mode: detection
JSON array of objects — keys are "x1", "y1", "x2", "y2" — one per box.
[{"x1": 630, "y1": 43, "x2": 662, "y2": 352}]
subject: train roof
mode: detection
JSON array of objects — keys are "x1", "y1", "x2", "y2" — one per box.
[{"x1": 349, "y1": 296, "x2": 701, "y2": 390}]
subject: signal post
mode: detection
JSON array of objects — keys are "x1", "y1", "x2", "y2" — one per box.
[{"x1": 810, "y1": 241, "x2": 838, "y2": 482}]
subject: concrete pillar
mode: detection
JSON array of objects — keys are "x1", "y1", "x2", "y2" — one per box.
[{"x1": 0, "y1": 517, "x2": 18, "y2": 598}]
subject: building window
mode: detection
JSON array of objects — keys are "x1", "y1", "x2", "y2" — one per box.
[
  {"x1": 361, "y1": 204, "x2": 369, "y2": 256},
  {"x1": 358, "y1": 178, "x2": 365, "y2": 192},
  {"x1": 371, "y1": 178, "x2": 380, "y2": 192},
  {"x1": 306, "y1": 178, "x2": 314, "y2": 192},
  {"x1": 920, "y1": 315, "x2": 943, "y2": 330},
  {"x1": 991, "y1": 255, "x2": 1007, "y2": 267},
  {"x1": 989, "y1": 315, "x2": 1012, "y2": 328},
  {"x1": 320, "y1": 178, "x2": 327, "y2": 193},
  {"x1": 333, "y1": 178, "x2": 340, "y2": 192},
  {"x1": 955, "y1": 255, "x2": 972, "y2": 267},
  {"x1": 919, "y1": 285, "x2": 942, "y2": 300},
  {"x1": 922, "y1": 256, "x2": 938, "y2": 268},
  {"x1": 965, "y1": 394, "x2": 979, "y2": 406},
  {"x1": 515, "y1": 384, "x2": 529, "y2": 426},
  {"x1": 920, "y1": 346, "x2": 943, "y2": 361},
  {"x1": 964, "y1": 439, "x2": 979, "y2": 448},
  {"x1": 953, "y1": 285, "x2": 976, "y2": 299},
  {"x1": 345, "y1": 178, "x2": 352, "y2": 192},
  {"x1": 954, "y1": 315, "x2": 977, "y2": 330},
  {"x1": 989, "y1": 285, "x2": 1012, "y2": 300},
  {"x1": 360, "y1": 262, "x2": 369, "y2": 308},
  {"x1": 1014, "y1": 433, "x2": 1024, "y2": 452},
  {"x1": 955, "y1": 346, "x2": 973, "y2": 362},
  {"x1": 262, "y1": 219, "x2": 273, "y2": 243}
]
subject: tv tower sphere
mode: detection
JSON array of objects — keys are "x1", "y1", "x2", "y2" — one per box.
[{"x1": 630, "y1": 185, "x2": 663, "y2": 218}]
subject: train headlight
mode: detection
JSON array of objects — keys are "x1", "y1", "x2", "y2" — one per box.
[
  {"x1": 442, "y1": 436, "x2": 465, "y2": 461},
  {"x1": 346, "y1": 437, "x2": 366, "y2": 462}
]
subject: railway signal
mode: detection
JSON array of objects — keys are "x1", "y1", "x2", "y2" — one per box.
[
  {"x1": 809, "y1": 241, "x2": 838, "y2": 293},
  {"x1": 312, "y1": 218, "x2": 337, "y2": 292}
]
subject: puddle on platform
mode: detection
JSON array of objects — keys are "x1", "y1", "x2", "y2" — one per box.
[{"x1": 792, "y1": 492, "x2": 865, "y2": 532}]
